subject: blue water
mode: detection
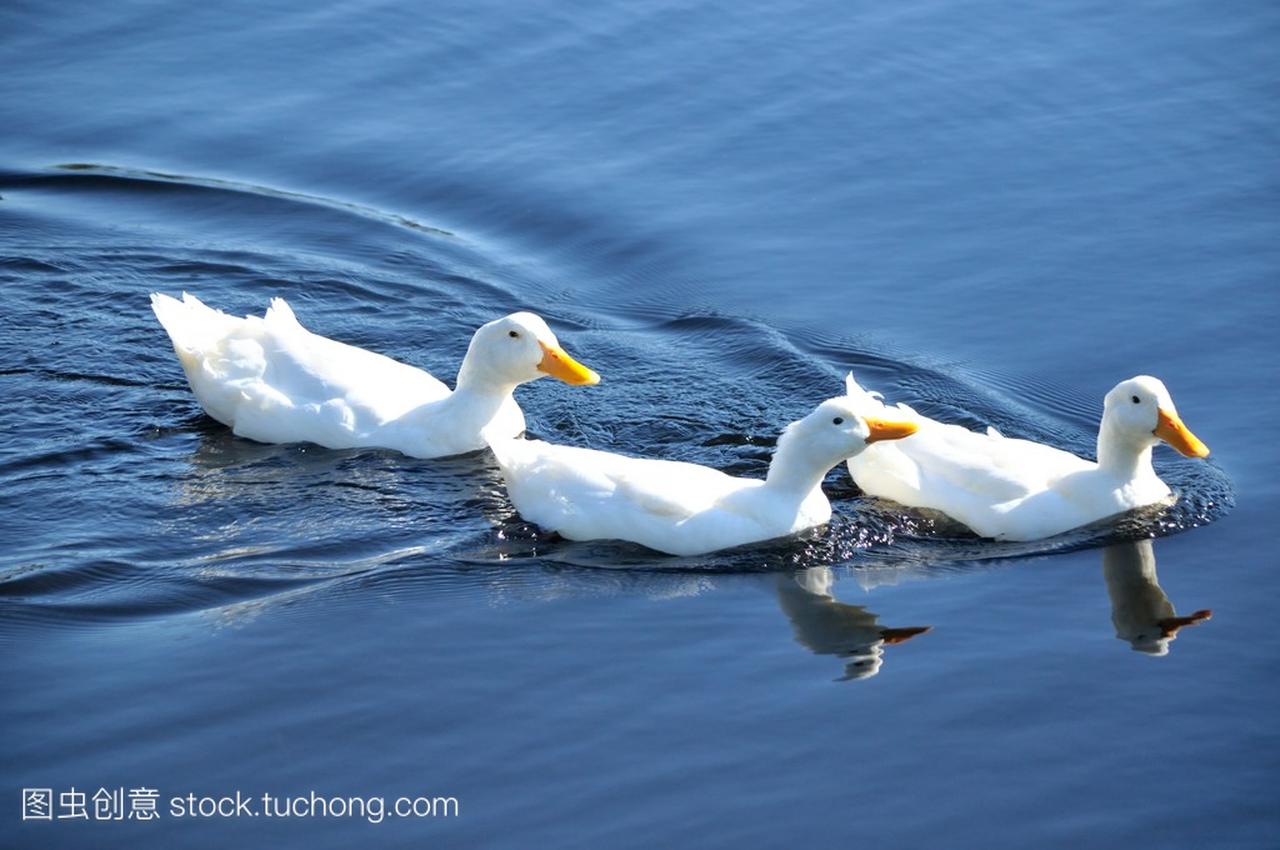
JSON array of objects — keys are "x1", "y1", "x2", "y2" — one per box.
[{"x1": 2, "y1": 0, "x2": 1278, "y2": 847}]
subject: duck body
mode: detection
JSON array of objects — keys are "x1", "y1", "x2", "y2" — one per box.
[
  {"x1": 491, "y1": 440, "x2": 831, "y2": 557},
  {"x1": 843, "y1": 373, "x2": 1209, "y2": 541},
  {"x1": 491, "y1": 396, "x2": 917, "y2": 557},
  {"x1": 151, "y1": 292, "x2": 598, "y2": 459}
]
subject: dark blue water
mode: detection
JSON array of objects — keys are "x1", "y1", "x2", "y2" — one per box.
[{"x1": 2, "y1": 0, "x2": 1278, "y2": 847}]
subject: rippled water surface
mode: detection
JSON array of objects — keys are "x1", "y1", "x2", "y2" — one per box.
[{"x1": 2, "y1": 0, "x2": 1278, "y2": 847}]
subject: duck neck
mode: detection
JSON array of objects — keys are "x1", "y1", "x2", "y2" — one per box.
[
  {"x1": 765, "y1": 434, "x2": 831, "y2": 502},
  {"x1": 1096, "y1": 419, "x2": 1156, "y2": 481},
  {"x1": 451, "y1": 359, "x2": 519, "y2": 419}
]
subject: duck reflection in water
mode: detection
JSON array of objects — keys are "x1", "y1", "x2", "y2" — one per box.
[
  {"x1": 1103, "y1": 539, "x2": 1212, "y2": 656},
  {"x1": 775, "y1": 567, "x2": 930, "y2": 681}
]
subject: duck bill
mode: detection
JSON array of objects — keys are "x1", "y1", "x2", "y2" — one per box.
[
  {"x1": 537, "y1": 341, "x2": 600, "y2": 386},
  {"x1": 1154, "y1": 407, "x2": 1209, "y2": 458},
  {"x1": 864, "y1": 417, "x2": 919, "y2": 443}
]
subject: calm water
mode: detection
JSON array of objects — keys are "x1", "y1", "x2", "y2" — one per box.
[{"x1": 2, "y1": 0, "x2": 1278, "y2": 847}]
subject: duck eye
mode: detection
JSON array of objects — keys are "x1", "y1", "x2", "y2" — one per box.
[
  {"x1": 509, "y1": 330, "x2": 520, "y2": 339},
  {"x1": 832, "y1": 417, "x2": 844, "y2": 425},
  {"x1": 1131, "y1": 395, "x2": 1140, "y2": 404}
]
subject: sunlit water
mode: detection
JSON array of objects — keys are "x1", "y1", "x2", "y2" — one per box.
[{"x1": 2, "y1": 0, "x2": 1277, "y2": 847}]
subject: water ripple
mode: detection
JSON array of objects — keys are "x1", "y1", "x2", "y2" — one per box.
[{"x1": 0, "y1": 164, "x2": 1236, "y2": 631}]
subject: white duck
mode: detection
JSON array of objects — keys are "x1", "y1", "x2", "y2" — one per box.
[
  {"x1": 489, "y1": 395, "x2": 918, "y2": 556},
  {"x1": 843, "y1": 373, "x2": 1210, "y2": 541},
  {"x1": 151, "y1": 292, "x2": 599, "y2": 458}
]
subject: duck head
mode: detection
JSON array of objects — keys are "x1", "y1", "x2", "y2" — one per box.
[
  {"x1": 767, "y1": 397, "x2": 918, "y2": 492},
  {"x1": 458, "y1": 312, "x2": 600, "y2": 391},
  {"x1": 1102, "y1": 376, "x2": 1208, "y2": 459},
  {"x1": 797, "y1": 396, "x2": 920, "y2": 468}
]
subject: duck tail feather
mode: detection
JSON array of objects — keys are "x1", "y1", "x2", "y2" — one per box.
[
  {"x1": 843, "y1": 370, "x2": 924, "y2": 420},
  {"x1": 151, "y1": 291, "x2": 235, "y2": 352},
  {"x1": 843, "y1": 371, "x2": 887, "y2": 412},
  {"x1": 265, "y1": 297, "x2": 301, "y2": 329}
]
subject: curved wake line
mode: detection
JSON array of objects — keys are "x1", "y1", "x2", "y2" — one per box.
[{"x1": 0, "y1": 162, "x2": 456, "y2": 239}]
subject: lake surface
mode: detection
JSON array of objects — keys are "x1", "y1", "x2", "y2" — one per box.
[{"x1": 2, "y1": 0, "x2": 1278, "y2": 847}]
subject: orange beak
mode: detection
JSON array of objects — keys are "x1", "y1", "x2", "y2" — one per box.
[
  {"x1": 1154, "y1": 407, "x2": 1209, "y2": 458},
  {"x1": 864, "y1": 417, "x2": 919, "y2": 443},
  {"x1": 537, "y1": 340, "x2": 600, "y2": 386}
]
